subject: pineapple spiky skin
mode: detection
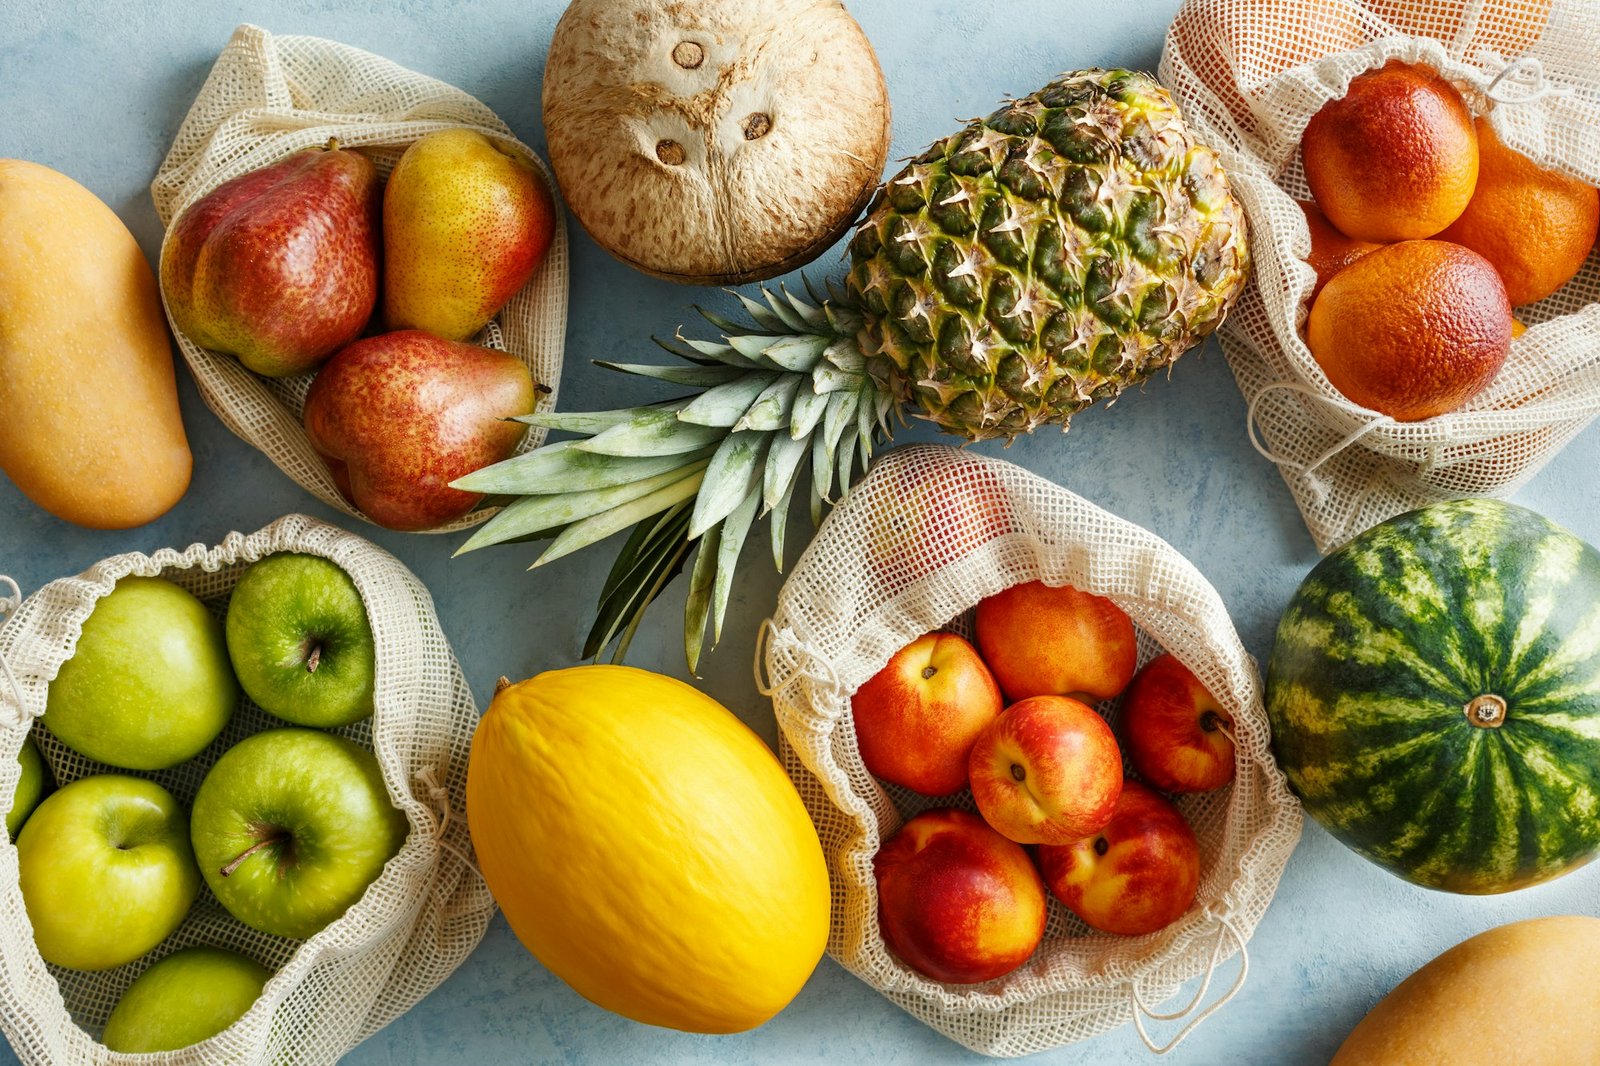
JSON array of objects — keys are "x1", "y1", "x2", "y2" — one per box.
[
  {"x1": 847, "y1": 69, "x2": 1250, "y2": 440},
  {"x1": 456, "y1": 69, "x2": 1253, "y2": 670}
]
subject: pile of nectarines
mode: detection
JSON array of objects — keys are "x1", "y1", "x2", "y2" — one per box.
[{"x1": 855, "y1": 581, "x2": 1236, "y2": 985}]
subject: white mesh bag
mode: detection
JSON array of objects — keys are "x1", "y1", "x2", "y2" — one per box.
[
  {"x1": 150, "y1": 24, "x2": 569, "y2": 533},
  {"x1": 1159, "y1": 0, "x2": 1600, "y2": 551},
  {"x1": 760, "y1": 445, "x2": 1302, "y2": 1057},
  {"x1": 0, "y1": 513, "x2": 493, "y2": 1065}
]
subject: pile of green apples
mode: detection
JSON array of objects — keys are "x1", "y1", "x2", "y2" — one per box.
[
  {"x1": 162, "y1": 128, "x2": 556, "y2": 531},
  {"x1": 7, "y1": 553, "x2": 407, "y2": 1054}
]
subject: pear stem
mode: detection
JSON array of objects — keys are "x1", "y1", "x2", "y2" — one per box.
[{"x1": 220, "y1": 831, "x2": 288, "y2": 877}]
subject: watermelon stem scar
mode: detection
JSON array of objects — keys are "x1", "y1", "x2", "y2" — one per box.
[{"x1": 1465, "y1": 694, "x2": 1508, "y2": 729}]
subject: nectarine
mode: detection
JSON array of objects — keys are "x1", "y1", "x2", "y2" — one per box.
[
  {"x1": 1037, "y1": 781, "x2": 1200, "y2": 937},
  {"x1": 851, "y1": 633, "x2": 1002, "y2": 796},
  {"x1": 968, "y1": 696, "x2": 1122, "y2": 845},
  {"x1": 874, "y1": 809, "x2": 1047, "y2": 984},
  {"x1": 1122, "y1": 654, "x2": 1237, "y2": 793},
  {"x1": 974, "y1": 581, "x2": 1137, "y2": 702}
]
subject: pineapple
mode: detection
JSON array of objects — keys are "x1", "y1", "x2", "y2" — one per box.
[{"x1": 454, "y1": 69, "x2": 1249, "y2": 669}]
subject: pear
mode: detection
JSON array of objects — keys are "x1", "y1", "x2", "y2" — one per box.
[
  {"x1": 162, "y1": 141, "x2": 381, "y2": 377},
  {"x1": 303, "y1": 330, "x2": 536, "y2": 531},
  {"x1": 382, "y1": 129, "x2": 556, "y2": 341}
]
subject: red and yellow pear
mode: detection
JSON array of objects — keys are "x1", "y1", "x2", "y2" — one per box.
[
  {"x1": 161, "y1": 142, "x2": 381, "y2": 377},
  {"x1": 304, "y1": 330, "x2": 535, "y2": 531},
  {"x1": 382, "y1": 129, "x2": 557, "y2": 341}
]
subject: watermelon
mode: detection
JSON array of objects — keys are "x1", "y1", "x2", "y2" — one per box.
[{"x1": 1266, "y1": 498, "x2": 1600, "y2": 894}]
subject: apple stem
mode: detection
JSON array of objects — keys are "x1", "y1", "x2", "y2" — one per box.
[
  {"x1": 220, "y1": 832, "x2": 287, "y2": 877},
  {"x1": 306, "y1": 642, "x2": 322, "y2": 674},
  {"x1": 324, "y1": 136, "x2": 341, "y2": 153},
  {"x1": 921, "y1": 666, "x2": 937, "y2": 680},
  {"x1": 1094, "y1": 837, "x2": 1109, "y2": 856}
]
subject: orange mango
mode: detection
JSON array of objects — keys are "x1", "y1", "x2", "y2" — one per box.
[{"x1": 0, "y1": 161, "x2": 190, "y2": 528}]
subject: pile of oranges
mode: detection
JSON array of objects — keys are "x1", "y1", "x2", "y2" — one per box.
[{"x1": 1297, "y1": 61, "x2": 1598, "y2": 421}]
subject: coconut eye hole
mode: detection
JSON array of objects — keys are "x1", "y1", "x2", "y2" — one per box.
[
  {"x1": 742, "y1": 113, "x2": 772, "y2": 140},
  {"x1": 655, "y1": 140, "x2": 686, "y2": 165},
  {"x1": 671, "y1": 41, "x2": 704, "y2": 69}
]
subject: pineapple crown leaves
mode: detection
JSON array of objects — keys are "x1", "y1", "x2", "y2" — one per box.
[
  {"x1": 452, "y1": 280, "x2": 892, "y2": 672},
  {"x1": 449, "y1": 67, "x2": 1250, "y2": 672}
]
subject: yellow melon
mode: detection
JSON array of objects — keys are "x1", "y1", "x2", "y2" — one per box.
[{"x1": 465, "y1": 665, "x2": 829, "y2": 1033}]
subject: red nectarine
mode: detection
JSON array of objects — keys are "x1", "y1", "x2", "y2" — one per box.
[
  {"x1": 1037, "y1": 780, "x2": 1200, "y2": 937},
  {"x1": 851, "y1": 632, "x2": 1003, "y2": 796},
  {"x1": 968, "y1": 696, "x2": 1122, "y2": 845},
  {"x1": 873, "y1": 809, "x2": 1047, "y2": 984},
  {"x1": 864, "y1": 455, "x2": 1010, "y2": 588},
  {"x1": 1122, "y1": 653, "x2": 1237, "y2": 793},
  {"x1": 974, "y1": 581, "x2": 1137, "y2": 702}
]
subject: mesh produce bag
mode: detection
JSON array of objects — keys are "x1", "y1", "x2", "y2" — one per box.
[
  {"x1": 0, "y1": 514, "x2": 493, "y2": 1065},
  {"x1": 1160, "y1": 0, "x2": 1600, "y2": 551},
  {"x1": 760, "y1": 445, "x2": 1301, "y2": 1057},
  {"x1": 151, "y1": 24, "x2": 568, "y2": 533}
]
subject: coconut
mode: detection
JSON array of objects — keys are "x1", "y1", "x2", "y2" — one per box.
[{"x1": 542, "y1": 0, "x2": 892, "y2": 285}]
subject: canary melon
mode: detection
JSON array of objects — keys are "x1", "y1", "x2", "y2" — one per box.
[{"x1": 465, "y1": 665, "x2": 829, "y2": 1033}]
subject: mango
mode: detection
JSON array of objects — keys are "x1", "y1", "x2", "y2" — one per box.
[
  {"x1": 0, "y1": 160, "x2": 191, "y2": 528},
  {"x1": 1332, "y1": 915, "x2": 1600, "y2": 1065},
  {"x1": 382, "y1": 129, "x2": 556, "y2": 342}
]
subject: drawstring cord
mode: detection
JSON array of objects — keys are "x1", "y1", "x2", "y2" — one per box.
[
  {"x1": 414, "y1": 766, "x2": 485, "y2": 883},
  {"x1": 754, "y1": 617, "x2": 843, "y2": 702},
  {"x1": 1130, "y1": 913, "x2": 1249, "y2": 1055},
  {"x1": 0, "y1": 578, "x2": 26, "y2": 727},
  {"x1": 1480, "y1": 53, "x2": 1574, "y2": 105},
  {"x1": 1245, "y1": 382, "x2": 1394, "y2": 506}
]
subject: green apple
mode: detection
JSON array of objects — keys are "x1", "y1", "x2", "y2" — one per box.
[
  {"x1": 17, "y1": 774, "x2": 199, "y2": 969},
  {"x1": 102, "y1": 945, "x2": 271, "y2": 1053},
  {"x1": 7, "y1": 735, "x2": 48, "y2": 838},
  {"x1": 45, "y1": 576, "x2": 238, "y2": 770},
  {"x1": 191, "y1": 728, "x2": 407, "y2": 939},
  {"x1": 225, "y1": 553, "x2": 376, "y2": 728}
]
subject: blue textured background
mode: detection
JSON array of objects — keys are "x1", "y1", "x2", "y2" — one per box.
[{"x1": 3, "y1": 0, "x2": 1599, "y2": 1062}]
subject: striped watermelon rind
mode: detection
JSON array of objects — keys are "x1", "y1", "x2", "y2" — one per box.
[{"x1": 1266, "y1": 498, "x2": 1600, "y2": 894}]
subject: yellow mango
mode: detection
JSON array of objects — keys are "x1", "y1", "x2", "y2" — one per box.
[
  {"x1": 0, "y1": 160, "x2": 191, "y2": 528},
  {"x1": 1333, "y1": 915, "x2": 1600, "y2": 1065}
]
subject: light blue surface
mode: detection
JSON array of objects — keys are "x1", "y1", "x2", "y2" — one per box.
[{"x1": 3, "y1": 1, "x2": 1599, "y2": 1063}]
